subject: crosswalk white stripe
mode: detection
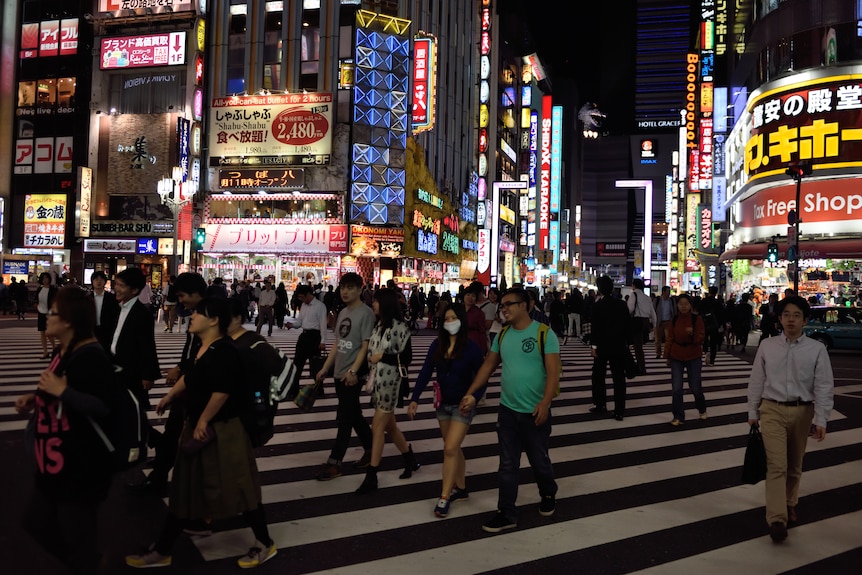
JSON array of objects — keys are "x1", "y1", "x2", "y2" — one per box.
[
  {"x1": 628, "y1": 509, "x2": 862, "y2": 575},
  {"x1": 1, "y1": 323, "x2": 859, "y2": 573},
  {"x1": 197, "y1": 451, "x2": 862, "y2": 567}
]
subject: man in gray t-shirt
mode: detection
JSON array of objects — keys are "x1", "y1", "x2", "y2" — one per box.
[
  {"x1": 314, "y1": 273, "x2": 375, "y2": 480},
  {"x1": 333, "y1": 303, "x2": 375, "y2": 379}
]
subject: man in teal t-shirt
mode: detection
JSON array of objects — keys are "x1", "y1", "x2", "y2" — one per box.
[{"x1": 461, "y1": 287, "x2": 560, "y2": 534}]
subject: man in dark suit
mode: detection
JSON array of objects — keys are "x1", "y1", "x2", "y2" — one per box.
[
  {"x1": 90, "y1": 271, "x2": 120, "y2": 352},
  {"x1": 127, "y1": 272, "x2": 206, "y2": 496},
  {"x1": 110, "y1": 267, "x2": 160, "y2": 440},
  {"x1": 589, "y1": 275, "x2": 631, "y2": 421},
  {"x1": 758, "y1": 293, "x2": 780, "y2": 343}
]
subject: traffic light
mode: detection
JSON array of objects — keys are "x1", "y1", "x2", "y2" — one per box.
[
  {"x1": 767, "y1": 243, "x2": 779, "y2": 264},
  {"x1": 785, "y1": 160, "x2": 812, "y2": 180},
  {"x1": 194, "y1": 227, "x2": 206, "y2": 248}
]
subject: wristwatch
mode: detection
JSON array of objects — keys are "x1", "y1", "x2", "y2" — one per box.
[{"x1": 348, "y1": 368, "x2": 357, "y2": 375}]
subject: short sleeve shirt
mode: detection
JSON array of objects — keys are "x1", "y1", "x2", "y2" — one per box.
[
  {"x1": 491, "y1": 320, "x2": 560, "y2": 413},
  {"x1": 334, "y1": 303, "x2": 376, "y2": 379}
]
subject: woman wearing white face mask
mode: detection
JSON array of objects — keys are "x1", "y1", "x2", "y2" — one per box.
[{"x1": 407, "y1": 303, "x2": 485, "y2": 518}]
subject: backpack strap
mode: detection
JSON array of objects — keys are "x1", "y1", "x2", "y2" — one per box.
[
  {"x1": 497, "y1": 325, "x2": 510, "y2": 353},
  {"x1": 538, "y1": 322, "x2": 547, "y2": 358}
]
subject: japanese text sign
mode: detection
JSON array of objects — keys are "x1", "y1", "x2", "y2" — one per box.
[
  {"x1": 202, "y1": 223, "x2": 348, "y2": 254},
  {"x1": 209, "y1": 93, "x2": 333, "y2": 167},
  {"x1": 24, "y1": 194, "x2": 66, "y2": 248},
  {"x1": 100, "y1": 32, "x2": 186, "y2": 70}
]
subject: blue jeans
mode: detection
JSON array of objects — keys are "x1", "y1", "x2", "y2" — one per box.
[
  {"x1": 670, "y1": 357, "x2": 706, "y2": 421},
  {"x1": 496, "y1": 405, "x2": 557, "y2": 521}
]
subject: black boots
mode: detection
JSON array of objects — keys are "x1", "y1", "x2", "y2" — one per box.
[
  {"x1": 399, "y1": 445, "x2": 420, "y2": 479},
  {"x1": 355, "y1": 465, "x2": 378, "y2": 494},
  {"x1": 355, "y1": 446, "x2": 419, "y2": 492}
]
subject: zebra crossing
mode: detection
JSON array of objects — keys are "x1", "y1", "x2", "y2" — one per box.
[{"x1": 1, "y1": 322, "x2": 860, "y2": 574}]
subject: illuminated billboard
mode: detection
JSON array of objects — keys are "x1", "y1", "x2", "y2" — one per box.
[
  {"x1": 24, "y1": 194, "x2": 67, "y2": 248},
  {"x1": 100, "y1": 32, "x2": 187, "y2": 69},
  {"x1": 412, "y1": 34, "x2": 437, "y2": 134},
  {"x1": 209, "y1": 93, "x2": 333, "y2": 166}
]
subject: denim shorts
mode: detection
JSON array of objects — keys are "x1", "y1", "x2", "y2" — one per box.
[{"x1": 436, "y1": 403, "x2": 475, "y2": 425}]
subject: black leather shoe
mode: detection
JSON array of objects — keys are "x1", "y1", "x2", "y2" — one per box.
[
  {"x1": 614, "y1": 413, "x2": 624, "y2": 421},
  {"x1": 769, "y1": 521, "x2": 787, "y2": 542},
  {"x1": 589, "y1": 405, "x2": 608, "y2": 414}
]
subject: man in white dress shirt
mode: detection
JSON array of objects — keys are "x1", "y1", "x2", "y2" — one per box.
[
  {"x1": 747, "y1": 295, "x2": 834, "y2": 543},
  {"x1": 284, "y1": 284, "x2": 329, "y2": 400}
]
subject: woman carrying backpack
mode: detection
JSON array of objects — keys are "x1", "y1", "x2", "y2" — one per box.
[
  {"x1": 355, "y1": 288, "x2": 417, "y2": 494},
  {"x1": 407, "y1": 303, "x2": 484, "y2": 518},
  {"x1": 665, "y1": 294, "x2": 708, "y2": 426},
  {"x1": 15, "y1": 287, "x2": 115, "y2": 575},
  {"x1": 126, "y1": 298, "x2": 276, "y2": 569}
]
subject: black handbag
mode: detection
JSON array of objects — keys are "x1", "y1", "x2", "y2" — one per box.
[{"x1": 741, "y1": 423, "x2": 767, "y2": 485}]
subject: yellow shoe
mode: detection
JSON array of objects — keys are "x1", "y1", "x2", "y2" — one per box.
[
  {"x1": 670, "y1": 419, "x2": 684, "y2": 427},
  {"x1": 125, "y1": 547, "x2": 171, "y2": 568},
  {"x1": 237, "y1": 541, "x2": 277, "y2": 568}
]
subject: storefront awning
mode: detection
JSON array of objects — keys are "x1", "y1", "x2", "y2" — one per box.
[{"x1": 719, "y1": 238, "x2": 862, "y2": 262}]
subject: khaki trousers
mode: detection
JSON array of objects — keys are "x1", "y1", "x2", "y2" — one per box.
[{"x1": 759, "y1": 399, "x2": 814, "y2": 526}]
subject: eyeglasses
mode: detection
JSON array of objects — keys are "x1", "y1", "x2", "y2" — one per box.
[
  {"x1": 47, "y1": 309, "x2": 60, "y2": 316},
  {"x1": 500, "y1": 300, "x2": 525, "y2": 308}
]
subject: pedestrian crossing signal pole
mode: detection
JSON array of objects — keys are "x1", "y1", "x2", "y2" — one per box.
[{"x1": 785, "y1": 161, "x2": 812, "y2": 295}]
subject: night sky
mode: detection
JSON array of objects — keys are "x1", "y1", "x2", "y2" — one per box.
[{"x1": 517, "y1": 0, "x2": 638, "y2": 134}]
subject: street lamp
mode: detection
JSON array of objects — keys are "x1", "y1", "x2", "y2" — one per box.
[
  {"x1": 157, "y1": 166, "x2": 194, "y2": 275},
  {"x1": 785, "y1": 160, "x2": 812, "y2": 295}
]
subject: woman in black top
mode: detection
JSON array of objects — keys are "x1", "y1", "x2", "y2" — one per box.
[
  {"x1": 16, "y1": 287, "x2": 114, "y2": 575},
  {"x1": 274, "y1": 281, "x2": 288, "y2": 328},
  {"x1": 125, "y1": 298, "x2": 276, "y2": 570}
]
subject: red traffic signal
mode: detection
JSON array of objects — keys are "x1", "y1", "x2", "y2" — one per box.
[{"x1": 785, "y1": 161, "x2": 812, "y2": 179}]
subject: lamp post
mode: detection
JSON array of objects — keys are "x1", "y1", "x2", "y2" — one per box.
[
  {"x1": 785, "y1": 160, "x2": 812, "y2": 295},
  {"x1": 157, "y1": 166, "x2": 194, "y2": 276}
]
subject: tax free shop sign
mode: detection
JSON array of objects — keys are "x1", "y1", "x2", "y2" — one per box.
[{"x1": 740, "y1": 179, "x2": 862, "y2": 237}]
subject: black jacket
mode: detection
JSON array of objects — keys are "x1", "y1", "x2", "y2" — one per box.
[
  {"x1": 590, "y1": 295, "x2": 629, "y2": 353},
  {"x1": 111, "y1": 299, "x2": 160, "y2": 399},
  {"x1": 91, "y1": 291, "x2": 120, "y2": 352}
]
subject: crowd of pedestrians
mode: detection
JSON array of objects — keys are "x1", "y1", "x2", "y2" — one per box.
[{"x1": 11, "y1": 269, "x2": 837, "y2": 573}]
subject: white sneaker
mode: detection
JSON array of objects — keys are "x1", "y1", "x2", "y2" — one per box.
[{"x1": 237, "y1": 541, "x2": 277, "y2": 569}]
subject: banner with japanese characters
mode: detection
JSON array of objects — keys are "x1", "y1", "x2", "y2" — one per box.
[
  {"x1": 208, "y1": 93, "x2": 333, "y2": 167},
  {"x1": 24, "y1": 194, "x2": 67, "y2": 248},
  {"x1": 202, "y1": 223, "x2": 348, "y2": 254}
]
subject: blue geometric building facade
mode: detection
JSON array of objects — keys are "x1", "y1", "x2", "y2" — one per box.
[{"x1": 350, "y1": 11, "x2": 411, "y2": 226}]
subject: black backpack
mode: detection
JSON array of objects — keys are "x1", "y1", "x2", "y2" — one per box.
[{"x1": 235, "y1": 332, "x2": 296, "y2": 448}]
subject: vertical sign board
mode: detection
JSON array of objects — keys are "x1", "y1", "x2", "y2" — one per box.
[
  {"x1": 685, "y1": 192, "x2": 701, "y2": 272},
  {"x1": 539, "y1": 95, "x2": 552, "y2": 251},
  {"x1": 76, "y1": 167, "x2": 92, "y2": 237},
  {"x1": 177, "y1": 118, "x2": 190, "y2": 182},
  {"x1": 478, "y1": 229, "x2": 491, "y2": 286},
  {"x1": 550, "y1": 105, "x2": 562, "y2": 214},
  {"x1": 412, "y1": 34, "x2": 437, "y2": 134}
]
